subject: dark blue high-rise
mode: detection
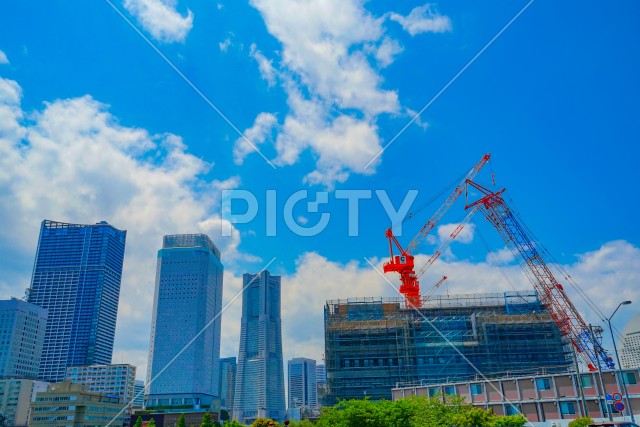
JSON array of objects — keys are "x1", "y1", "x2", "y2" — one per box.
[{"x1": 28, "y1": 219, "x2": 126, "y2": 382}]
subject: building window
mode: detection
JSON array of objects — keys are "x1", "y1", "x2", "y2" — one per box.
[
  {"x1": 471, "y1": 384, "x2": 483, "y2": 395},
  {"x1": 580, "y1": 375, "x2": 592, "y2": 388},
  {"x1": 506, "y1": 405, "x2": 519, "y2": 415},
  {"x1": 560, "y1": 401, "x2": 576, "y2": 415},
  {"x1": 428, "y1": 388, "x2": 439, "y2": 397},
  {"x1": 444, "y1": 386, "x2": 456, "y2": 395},
  {"x1": 536, "y1": 378, "x2": 551, "y2": 390},
  {"x1": 623, "y1": 372, "x2": 637, "y2": 385}
]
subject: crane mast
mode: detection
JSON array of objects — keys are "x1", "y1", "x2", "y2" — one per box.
[
  {"x1": 384, "y1": 153, "x2": 490, "y2": 308},
  {"x1": 464, "y1": 179, "x2": 614, "y2": 371}
]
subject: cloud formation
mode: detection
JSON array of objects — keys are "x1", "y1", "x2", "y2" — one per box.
[
  {"x1": 123, "y1": 0, "x2": 193, "y2": 43},
  {"x1": 0, "y1": 50, "x2": 9, "y2": 64},
  {"x1": 389, "y1": 4, "x2": 453, "y2": 36},
  {"x1": 236, "y1": 0, "x2": 450, "y2": 187}
]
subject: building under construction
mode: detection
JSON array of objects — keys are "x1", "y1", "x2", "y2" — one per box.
[{"x1": 324, "y1": 291, "x2": 573, "y2": 404}]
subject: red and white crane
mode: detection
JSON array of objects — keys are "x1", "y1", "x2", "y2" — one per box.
[
  {"x1": 464, "y1": 179, "x2": 615, "y2": 371},
  {"x1": 383, "y1": 153, "x2": 491, "y2": 307}
]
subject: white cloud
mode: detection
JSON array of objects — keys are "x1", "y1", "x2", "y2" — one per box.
[
  {"x1": 219, "y1": 38, "x2": 231, "y2": 52},
  {"x1": 250, "y1": 0, "x2": 399, "y2": 115},
  {"x1": 233, "y1": 112, "x2": 278, "y2": 165},
  {"x1": 486, "y1": 246, "x2": 516, "y2": 265},
  {"x1": 375, "y1": 37, "x2": 404, "y2": 68},
  {"x1": 0, "y1": 50, "x2": 9, "y2": 64},
  {"x1": 390, "y1": 4, "x2": 452, "y2": 36},
  {"x1": 0, "y1": 77, "x2": 248, "y2": 380},
  {"x1": 243, "y1": 0, "x2": 420, "y2": 187},
  {"x1": 250, "y1": 44, "x2": 277, "y2": 86},
  {"x1": 123, "y1": 0, "x2": 193, "y2": 43}
]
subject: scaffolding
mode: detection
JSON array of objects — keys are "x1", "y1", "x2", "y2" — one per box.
[{"x1": 324, "y1": 291, "x2": 573, "y2": 404}]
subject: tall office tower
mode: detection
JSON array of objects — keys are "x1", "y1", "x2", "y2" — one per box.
[
  {"x1": 288, "y1": 358, "x2": 317, "y2": 409},
  {"x1": 0, "y1": 299, "x2": 48, "y2": 379},
  {"x1": 621, "y1": 312, "x2": 640, "y2": 369},
  {"x1": 146, "y1": 234, "x2": 223, "y2": 410},
  {"x1": 218, "y1": 357, "x2": 236, "y2": 411},
  {"x1": 233, "y1": 271, "x2": 286, "y2": 424},
  {"x1": 27, "y1": 220, "x2": 126, "y2": 382}
]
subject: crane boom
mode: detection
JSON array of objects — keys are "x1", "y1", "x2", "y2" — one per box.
[
  {"x1": 406, "y1": 153, "x2": 491, "y2": 255},
  {"x1": 383, "y1": 154, "x2": 491, "y2": 308},
  {"x1": 464, "y1": 179, "x2": 614, "y2": 371}
]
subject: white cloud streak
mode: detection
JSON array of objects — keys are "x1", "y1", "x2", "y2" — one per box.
[
  {"x1": 389, "y1": 4, "x2": 453, "y2": 36},
  {"x1": 0, "y1": 50, "x2": 9, "y2": 64},
  {"x1": 123, "y1": 0, "x2": 193, "y2": 43}
]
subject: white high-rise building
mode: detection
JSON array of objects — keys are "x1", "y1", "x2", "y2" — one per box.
[
  {"x1": 620, "y1": 312, "x2": 640, "y2": 369},
  {"x1": 146, "y1": 234, "x2": 224, "y2": 410},
  {"x1": 288, "y1": 358, "x2": 317, "y2": 409}
]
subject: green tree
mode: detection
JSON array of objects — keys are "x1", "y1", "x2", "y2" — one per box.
[
  {"x1": 450, "y1": 406, "x2": 495, "y2": 427},
  {"x1": 201, "y1": 412, "x2": 215, "y2": 427},
  {"x1": 223, "y1": 420, "x2": 245, "y2": 427},
  {"x1": 568, "y1": 417, "x2": 594, "y2": 427},
  {"x1": 147, "y1": 419, "x2": 157, "y2": 427},
  {"x1": 250, "y1": 418, "x2": 278, "y2": 427},
  {"x1": 176, "y1": 414, "x2": 187, "y2": 427},
  {"x1": 134, "y1": 416, "x2": 143, "y2": 427},
  {"x1": 492, "y1": 414, "x2": 528, "y2": 427}
]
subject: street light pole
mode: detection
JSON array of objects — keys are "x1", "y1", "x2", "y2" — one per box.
[
  {"x1": 607, "y1": 300, "x2": 635, "y2": 423},
  {"x1": 591, "y1": 324, "x2": 613, "y2": 421}
]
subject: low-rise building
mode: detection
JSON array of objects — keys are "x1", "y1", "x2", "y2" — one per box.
[
  {"x1": 0, "y1": 378, "x2": 49, "y2": 427},
  {"x1": 392, "y1": 368, "x2": 640, "y2": 423},
  {"x1": 29, "y1": 380, "x2": 127, "y2": 427},
  {"x1": 65, "y1": 364, "x2": 136, "y2": 405}
]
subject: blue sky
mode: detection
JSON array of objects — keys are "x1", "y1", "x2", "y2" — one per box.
[{"x1": 1, "y1": 0, "x2": 639, "y2": 381}]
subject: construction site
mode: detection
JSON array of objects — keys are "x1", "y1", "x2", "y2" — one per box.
[
  {"x1": 324, "y1": 291, "x2": 573, "y2": 403},
  {"x1": 323, "y1": 153, "x2": 619, "y2": 406}
]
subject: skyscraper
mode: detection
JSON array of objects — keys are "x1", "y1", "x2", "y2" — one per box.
[
  {"x1": 218, "y1": 357, "x2": 236, "y2": 411},
  {"x1": 27, "y1": 220, "x2": 126, "y2": 382},
  {"x1": 288, "y1": 358, "x2": 317, "y2": 409},
  {"x1": 0, "y1": 298, "x2": 47, "y2": 379},
  {"x1": 146, "y1": 234, "x2": 223, "y2": 410},
  {"x1": 233, "y1": 271, "x2": 285, "y2": 424}
]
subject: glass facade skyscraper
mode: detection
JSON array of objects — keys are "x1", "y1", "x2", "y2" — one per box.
[
  {"x1": 27, "y1": 220, "x2": 126, "y2": 382},
  {"x1": 233, "y1": 270, "x2": 285, "y2": 424},
  {"x1": 146, "y1": 234, "x2": 223, "y2": 409},
  {"x1": 288, "y1": 358, "x2": 317, "y2": 409},
  {"x1": 0, "y1": 298, "x2": 48, "y2": 379}
]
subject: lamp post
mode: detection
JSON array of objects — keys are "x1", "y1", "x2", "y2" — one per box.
[
  {"x1": 607, "y1": 300, "x2": 635, "y2": 423},
  {"x1": 591, "y1": 324, "x2": 613, "y2": 421}
]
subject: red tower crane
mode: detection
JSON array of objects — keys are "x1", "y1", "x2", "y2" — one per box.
[
  {"x1": 464, "y1": 179, "x2": 615, "y2": 371},
  {"x1": 383, "y1": 153, "x2": 491, "y2": 307}
]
